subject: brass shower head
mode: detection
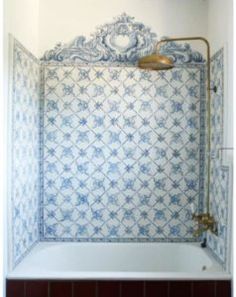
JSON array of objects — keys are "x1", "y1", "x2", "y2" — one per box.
[
  {"x1": 138, "y1": 38, "x2": 176, "y2": 71},
  {"x1": 138, "y1": 53, "x2": 174, "y2": 71}
]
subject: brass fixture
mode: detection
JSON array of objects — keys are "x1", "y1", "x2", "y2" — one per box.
[
  {"x1": 138, "y1": 37, "x2": 218, "y2": 235},
  {"x1": 192, "y1": 213, "x2": 218, "y2": 237},
  {"x1": 138, "y1": 53, "x2": 174, "y2": 70}
]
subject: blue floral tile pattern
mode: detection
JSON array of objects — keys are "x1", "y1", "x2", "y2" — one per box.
[
  {"x1": 207, "y1": 48, "x2": 230, "y2": 267},
  {"x1": 42, "y1": 64, "x2": 205, "y2": 241},
  {"x1": 11, "y1": 39, "x2": 41, "y2": 266}
]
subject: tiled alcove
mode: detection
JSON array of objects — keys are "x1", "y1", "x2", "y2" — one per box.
[{"x1": 9, "y1": 14, "x2": 230, "y2": 270}]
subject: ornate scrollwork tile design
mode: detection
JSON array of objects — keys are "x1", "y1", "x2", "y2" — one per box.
[{"x1": 41, "y1": 14, "x2": 204, "y2": 65}]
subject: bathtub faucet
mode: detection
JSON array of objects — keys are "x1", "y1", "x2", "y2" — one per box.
[{"x1": 192, "y1": 213, "x2": 218, "y2": 237}]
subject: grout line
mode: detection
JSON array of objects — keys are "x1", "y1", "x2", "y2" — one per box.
[
  {"x1": 95, "y1": 281, "x2": 98, "y2": 297},
  {"x1": 23, "y1": 281, "x2": 26, "y2": 297},
  {"x1": 167, "y1": 281, "x2": 170, "y2": 297},
  {"x1": 47, "y1": 281, "x2": 49, "y2": 297},
  {"x1": 71, "y1": 281, "x2": 74, "y2": 297},
  {"x1": 214, "y1": 281, "x2": 217, "y2": 297},
  {"x1": 191, "y1": 282, "x2": 194, "y2": 297},
  {"x1": 119, "y1": 281, "x2": 122, "y2": 297},
  {"x1": 48, "y1": 281, "x2": 51, "y2": 297},
  {"x1": 143, "y1": 281, "x2": 146, "y2": 297}
]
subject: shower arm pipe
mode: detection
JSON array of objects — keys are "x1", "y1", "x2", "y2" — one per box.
[{"x1": 156, "y1": 37, "x2": 212, "y2": 215}]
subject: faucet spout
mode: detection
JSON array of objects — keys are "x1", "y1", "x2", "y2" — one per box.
[
  {"x1": 192, "y1": 213, "x2": 218, "y2": 237},
  {"x1": 193, "y1": 226, "x2": 207, "y2": 238}
]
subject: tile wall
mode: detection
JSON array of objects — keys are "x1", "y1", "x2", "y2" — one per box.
[
  {"x1": 10, "y1": 39, "x2": 41, "y2": 266},
  {"x1": 207, "y1": 48, "x2": 231, "y2": 267},
  {"x1": 41, "y1": 64, "x2": 205, "y2": 241}
]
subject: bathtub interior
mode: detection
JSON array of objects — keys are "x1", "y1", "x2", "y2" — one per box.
[
  {"x1": 8, "y1": 13, "x2": 232, "y2": 277},
  {"x1": 8, "y1": 242, "x2": 229, "y2": 280}
]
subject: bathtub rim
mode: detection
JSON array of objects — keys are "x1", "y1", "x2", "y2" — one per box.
[{"x1": 7, "y1": 271, "x2": 232, "y2": 281}]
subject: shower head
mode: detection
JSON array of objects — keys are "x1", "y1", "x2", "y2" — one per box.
[
  {"x1": 138, "y1": 38, "x2": 175, "y2": 71},
  {"x1": 138, "y1": 53, "x2": 174, "y2": 71}
]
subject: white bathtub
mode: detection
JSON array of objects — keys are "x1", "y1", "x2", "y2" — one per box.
[{"x1": 8, "y1": 242, "x2": 230, "y2": 280}]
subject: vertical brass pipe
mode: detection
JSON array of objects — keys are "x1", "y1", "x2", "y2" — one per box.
[{"x1": 156, "y1": 37, "x2": 212, "y2": 215}]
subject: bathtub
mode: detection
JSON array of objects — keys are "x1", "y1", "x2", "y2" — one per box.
[{"x1": 8, "y1": 242, "x2": 230, "y2": 280}]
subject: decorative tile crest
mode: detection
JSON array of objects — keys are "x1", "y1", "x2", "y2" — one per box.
[
  {"x1": 159, "y1": 39, "x2": 205, "y2": 64},
  {"x1": 41, "y1": 14, "x2": 156, "y2": 64},
  {"x1": 41, "y1": 13, "x2": 204, "y2": 64}
]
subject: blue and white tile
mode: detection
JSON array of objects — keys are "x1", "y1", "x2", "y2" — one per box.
[
  {"x1": 11, "y1": 39, "x2": 41, "y2": 266},
  {"x1": 42, "y1": 64, "x2": 205, "y2": 241},
  {"x1": 207, "y1": 48, "x2": 230, "y2": 267}
]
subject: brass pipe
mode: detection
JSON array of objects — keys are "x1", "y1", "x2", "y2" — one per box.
[{"x1": 156, "y1": 37, "x2": 212, "y2": 215}]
